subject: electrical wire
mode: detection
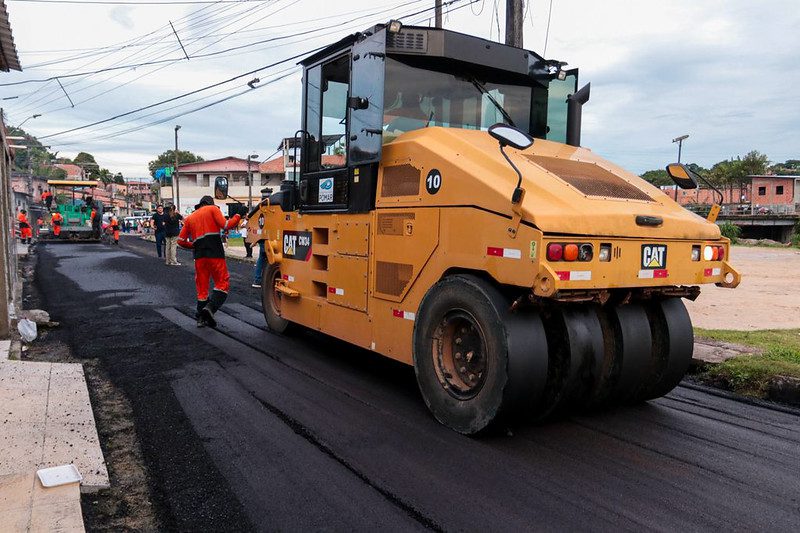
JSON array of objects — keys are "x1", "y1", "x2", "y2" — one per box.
[
  {"x1": 8, "y1": 0, "x2": 265, "y2": 4},
  {"x1": 37, "y1": 0, "x2": 475, "y2": 144},
  {"x1": 543, "y1": 0, "x2": 553, "y2": 56}
]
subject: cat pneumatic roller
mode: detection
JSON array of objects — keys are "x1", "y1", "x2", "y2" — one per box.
[{"x1": 227, "y1": 22, "x2": 740, "y2": 434}]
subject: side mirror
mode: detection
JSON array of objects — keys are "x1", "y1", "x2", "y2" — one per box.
[
  {"x1": 214, "y1": 176, "x2": 229, "y2": 199},
  {"x1": 488, "y1": 123, "x2": 534, "y2": 150},
  {"x1": 665, "y1": 163, "x2": 699, "y2": 190},
  {"x1": 348, "y1": 96, "x2": 369, "y2": 110}
]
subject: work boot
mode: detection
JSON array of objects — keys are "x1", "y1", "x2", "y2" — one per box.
[
  {"x1": 200, "y1": 307, "x2": 217, "y2": 328},
  {"x1": 196, "y1": 316, "x2": 206, "y2": 328},
  {"x1": 208, "y1": 289, "x2": 227, "y2": 313}
]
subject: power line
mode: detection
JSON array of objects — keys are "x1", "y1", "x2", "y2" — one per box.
[
  {"x1": 8, "y1": 0, "x2": 265, "y2": 4},
  {"x1": 37, "y1": 47, "x2": 321, "y2": 140},
  {"x1": 3, "y1": 0, "x2": 416, "y2": 86},
  {"x1": 35, "y1": 0, "x2": 474, "y2": 143},
  {"x1": 543, "y1": 0, "x2": 553, "y2": 56}
]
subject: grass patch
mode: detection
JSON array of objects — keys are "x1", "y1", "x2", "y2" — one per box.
[
  {"x1": 694, "y1": 328, "x2": 800, "y2": 397},
  {"x1": 225, "y1": 236, "x2": 245, "y2": 247}
]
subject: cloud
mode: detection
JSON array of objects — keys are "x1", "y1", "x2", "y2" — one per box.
[
  {"x1": 2, "y1": 0, "x2": 799, "y2": 177},
  {"x1": 109, "y1": 7, "x2": 135, "y2": 30}
]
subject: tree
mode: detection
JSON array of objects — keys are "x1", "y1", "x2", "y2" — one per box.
[
  {"x1": 768, "y1": 159, "x2": 800, "y2": 175},
  {"x1": 640, "y1": 169, "x2": 671, "y2": 186},
  {"x1": 113, "y1": 172, "x2": 125, "y2": 185},
  {"x1": 739, "y1": 150, "x2": 769, "y2": 176},
  {"x1": 73, "y1": 152, "x2": 99, "y2": 180},
  {"x1": 148, "y1": 150, "x2": 204, "y2": 178}
]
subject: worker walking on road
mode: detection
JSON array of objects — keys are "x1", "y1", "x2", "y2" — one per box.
[
  {"x1": 36, "y1": 216, "x2": 44, "y2": 238},
  {"x1": 109, "y1": 215, "x2": 120, "y2": 245},
  {"x1": 177, "y1": 196, "x2": 241, "y2": 328},
  {"x1": 18, "y1": 209, "x2": 32, "y2": 244},
  {"x1": 51, "y1": 212, "x2": 63, "y2": 237}
]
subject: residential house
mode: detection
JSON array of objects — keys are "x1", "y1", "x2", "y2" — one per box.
[{"x1": 173, "y1": 157, "x2": 262, "y2": 215}]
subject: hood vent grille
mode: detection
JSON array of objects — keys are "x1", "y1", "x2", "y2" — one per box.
[
  {"x1": 387, "y1": 31, "x2": 428, "y2": 54},
  {"x1": 525, "y1": 155, "x2": 653, "y2": 202}
]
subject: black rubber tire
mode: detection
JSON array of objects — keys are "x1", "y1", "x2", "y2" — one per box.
[
  {"x1": 637, "y1": 298, "x2": 694, "y2": 401},
  {"x1": 413, "y1": 275, "x2": 548, "y2": 435},
  {"x1": 261, "y1": 263, "x2": 293, "y2": 334},
  {"x1": 539, "y1": 306, "x2": 605, "y2": 415},
  {"x1": 592, "y1": 303, "x2": 653, "y2": 406}
]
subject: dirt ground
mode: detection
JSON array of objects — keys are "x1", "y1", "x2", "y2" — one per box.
[{"x1": 685, "y1": 246, "x2": 800, "y2": 331}]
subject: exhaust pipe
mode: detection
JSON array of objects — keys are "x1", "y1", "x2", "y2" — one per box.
[{"x1": 566, "y1": 83, "x2": 591, "y2": 147}]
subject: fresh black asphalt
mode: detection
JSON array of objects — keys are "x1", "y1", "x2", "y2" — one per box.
[{"x1": 32, "y1": 236, "x2": 800, "y2": 531}]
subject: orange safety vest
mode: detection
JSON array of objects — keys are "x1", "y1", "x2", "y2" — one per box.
[{"x1": 178, "y1": 205, "x2": 241, "y2": 259}]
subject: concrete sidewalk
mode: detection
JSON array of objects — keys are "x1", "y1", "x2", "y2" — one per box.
[{"x1": 0, "y1": 340, "x2": 108, "y2": 531}]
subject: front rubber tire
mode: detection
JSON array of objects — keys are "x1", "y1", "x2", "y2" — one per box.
[
  {"x1": 413, "y1": 275, "x2": 548, "y2": 435},
  {"x1": 262, "y1": 263, "x2": 292, "y2": 333}
]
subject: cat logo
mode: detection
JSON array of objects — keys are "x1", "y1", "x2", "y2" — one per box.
[{"x1": 641, "y1": 244, "x2": 667, "y2": 269}]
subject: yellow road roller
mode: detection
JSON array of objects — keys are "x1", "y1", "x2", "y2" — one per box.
[{"x1": 224, "y1": 22, "x2": 740, "y2": 434}]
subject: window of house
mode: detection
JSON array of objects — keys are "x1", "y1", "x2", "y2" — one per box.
[
  {"x1": 200, "y1": 174, "x2": 209, "y2": 187},
  {"x1": 758, "y1": 186, "x2": 766, "y2": 195},
  {"x1": 776, "y1": 185, "x2": 784, "y2": 195}
]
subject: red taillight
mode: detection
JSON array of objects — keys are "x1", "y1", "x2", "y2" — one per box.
[
  {"x1": 717, "y1": 246, "x2": 725, "y2": 261},
  {"x1": 711, "y1": 247, "x2": 720, "y2": 261},
  {"x1": 563, "y1": 244, "x2": 579, "y2": 261},
  {"x1": 547, "y1": 243, "x2": 563, "y2": 261}
]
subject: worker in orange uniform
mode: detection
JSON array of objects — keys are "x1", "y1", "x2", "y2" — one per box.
[
  {"x1": 17, "y1": 210, "x2": 32, "y2": 244},
  {"x1": 51, "y1": 212, "x2": 64, "y2": 237},
  {"x1": 36, "y1": 216, "x2": 44, "y2": 238},
  {"x1": 41, "y1": 190, "x2": 53, "y2": 209},
  {"x1": 177, "y1": 196, "x2": 241, "y2": 328},
  {"x1": 109, "y1": 215, "x2": 120, "y2": 245}
]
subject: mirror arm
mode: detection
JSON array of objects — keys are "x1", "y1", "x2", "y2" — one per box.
[
  {"x1": 500, "y1": 145, "x2": 525, "y2": 204},
  {"x1": 698, "y1": 174, "x2": 724, "y2": 206}
]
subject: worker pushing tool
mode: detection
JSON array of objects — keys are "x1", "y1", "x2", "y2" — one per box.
[{"x1": 177, "y1": 195, "x2": 241, "y2": 328}]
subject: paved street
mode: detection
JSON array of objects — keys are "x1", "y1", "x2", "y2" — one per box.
[{"x1": 31, "y1": 237, "x2": 800, "y2": 531}]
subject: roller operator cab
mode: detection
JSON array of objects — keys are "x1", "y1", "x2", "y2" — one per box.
[{"x1": 236, "y1": 23, "x2": 741, "y2": 434}]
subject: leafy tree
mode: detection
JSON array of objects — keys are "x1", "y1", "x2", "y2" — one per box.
[
  {"x1": 73, "y1": 152, "x2": 100, "y2": 180},
  {"x1": 640, "y1": 169, "x2": 671, "y2": 186},
  {"x1": 739, "y1": 150, "x2": 769, "y2": 176},
  {"x1": 113, "y1": 172, "x2": 125, "y2": 184},
  {"x1": 768, "y1": 159, "x2": 800, "y2": 174},
  {"x1": 148, "y1": 150, "x2": 204, "y2": 178}
]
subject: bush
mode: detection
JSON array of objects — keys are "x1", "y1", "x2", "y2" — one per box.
[
  {"x1": 792, "y1": 222, "x2": 800, "y2": 247},
  {"x1": 719, "y1": 221, "x2": 741, "y2": 243}
]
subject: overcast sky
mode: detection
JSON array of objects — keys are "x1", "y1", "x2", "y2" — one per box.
[{"x1": 2, "y1": 0, "x2": 798, "y2": 177}]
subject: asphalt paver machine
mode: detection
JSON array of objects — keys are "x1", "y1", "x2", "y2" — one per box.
[{"x1": 40, "y1": 180, "x2": 103, "y2": 242}]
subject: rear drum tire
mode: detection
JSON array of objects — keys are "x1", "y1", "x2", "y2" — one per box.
[
  {"x1": 638, "y1": 298, "x2": 694, "y2": 401},
  {"x1": 262, "y1": 263, "x2": 292, "y2": 334},
  {"x1": 413, "y1": 275, "x2": 548, "y2": 435}
]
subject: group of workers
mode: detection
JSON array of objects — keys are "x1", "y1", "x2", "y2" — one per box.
[{"x1": 19, "y1": 187, "x2": 252, "y2": 329}]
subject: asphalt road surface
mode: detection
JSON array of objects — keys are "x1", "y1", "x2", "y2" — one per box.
[{"x1": 32, "y1": 237, "x2": 800, "y2": 531}]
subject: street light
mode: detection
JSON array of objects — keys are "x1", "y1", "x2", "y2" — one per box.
[
  {"x1": 672, "y1": 134, "x2": 689, "y2": 201},
  {"x1": 672, "y1": 134, "x2": 689, "y2": 163},
  {"x1": 174, "y1": 125, "x2": 181, "y2": 212},
  {"x1": 16, "y1": 114, "x2": 41, "y2": 128},
  {"x1": 247, "y1": 153, "x2": 260, "y2": 207}
]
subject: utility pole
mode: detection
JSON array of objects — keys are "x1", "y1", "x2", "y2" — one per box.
[
  {"x1": 247, "y1": 154, "x2": 259, "y2": 208},
  {"x1": 435, "y1": 0, "x2": 442, "y2": 28},
  {"x1": 505, "y1": 0, "x2": 524, "y2": 47},
  {"x1": 174, "y1": 125, "x2": 181, "y2": 212}
]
